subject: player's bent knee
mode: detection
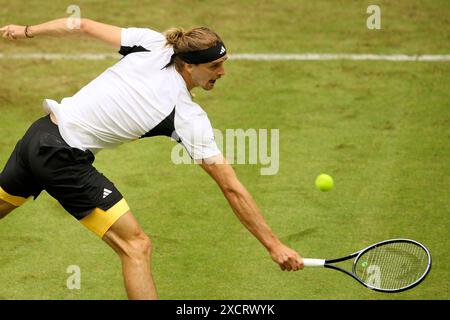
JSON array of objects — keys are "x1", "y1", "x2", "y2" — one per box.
[
  {"x1": 127, "y1": 234, "x2": 152, "y2": 259},
  {"x1": 101, "y1": 208, "x2": 152, "y2": 260},
  {"x1": 110, "y1": 232, "x2": 152, "y2": 261}
]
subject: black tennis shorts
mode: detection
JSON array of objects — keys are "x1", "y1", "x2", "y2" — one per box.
[{"x1": 0, "y1": 115, "x2": 127, "y2": 230}]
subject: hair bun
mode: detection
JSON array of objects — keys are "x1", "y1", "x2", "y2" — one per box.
[{"x1": 165, "y1": 27, "x2": 185, "y2": 46}]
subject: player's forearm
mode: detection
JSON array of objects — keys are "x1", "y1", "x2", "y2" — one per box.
[
  {"x1": 26, "y1": 18, "x2": 84, "y2": 38},
  {"x1": 222, "y1": 183, "x2": 282, "y2": 251}
]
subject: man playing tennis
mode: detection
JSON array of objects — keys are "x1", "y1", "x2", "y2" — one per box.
[{"x1": 0, "y1": 18, "x2": 304, "y2": 299}]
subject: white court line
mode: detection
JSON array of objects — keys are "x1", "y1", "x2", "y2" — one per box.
[
  {"x1": 230, "y1": 53, "x2": 450, "y2": 61},
  {"x1": 0, "y1": 53, "x2": 449, "y2": 61}
]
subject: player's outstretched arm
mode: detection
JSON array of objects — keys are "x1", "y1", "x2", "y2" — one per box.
[
  {"x1": 199, "y1": 154, "x2": 304, "y2": 271},
  {"x1": 0, "y1": 18, "x2": 121, "y2": 48}
]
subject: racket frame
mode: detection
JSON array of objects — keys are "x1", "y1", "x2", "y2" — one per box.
[{"x1": 306, "y1": 238, "x2": 432, "y2": 293}]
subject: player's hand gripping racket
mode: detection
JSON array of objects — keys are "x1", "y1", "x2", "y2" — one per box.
[{"x1": 303, "y1": 239, "x2": 431, "y2": 292}]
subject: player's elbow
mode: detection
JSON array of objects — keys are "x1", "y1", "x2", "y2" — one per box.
[
  {"x1": 221, "y1": 182, "x2": 238, "y2": 196},
  {"x1": 202, "y1": 159, "x2": 242, "y2": 196}
]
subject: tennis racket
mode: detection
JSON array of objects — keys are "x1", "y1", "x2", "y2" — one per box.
[{"x1": 303, "y1": 238, "x2": 431, "y2": 292}]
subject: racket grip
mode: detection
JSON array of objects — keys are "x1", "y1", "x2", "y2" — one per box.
[{"x1": 303, "y1": 259, "x2": 326, "y2": 267}]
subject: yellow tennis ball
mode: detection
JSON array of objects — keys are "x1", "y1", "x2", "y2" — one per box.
[{"x1": 315, "y1": 174, "x2": 334, "y2": 192}]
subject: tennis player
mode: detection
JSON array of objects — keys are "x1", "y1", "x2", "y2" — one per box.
[{"x1": 0, "y1": 18, "x2": 304, "y2": 299}]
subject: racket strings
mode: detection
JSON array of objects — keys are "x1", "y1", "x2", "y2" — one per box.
[{"x1": 355, "y1": 242, "x2": 429, "y2": 290}]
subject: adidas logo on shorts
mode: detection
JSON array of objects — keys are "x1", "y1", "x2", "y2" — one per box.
[
  {"x1": 103, "y1": 188, "x2": 112, "y2": 198},
  {"x1": 220, "y1": 46, "x2": 226, "y2": 55}
]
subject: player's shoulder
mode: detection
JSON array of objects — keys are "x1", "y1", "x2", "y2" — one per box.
[{"x1": 121, "y1": 27, "x2": 166, "y2": 51}]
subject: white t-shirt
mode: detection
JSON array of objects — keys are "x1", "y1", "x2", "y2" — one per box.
[{"x1": 43, "y1": 27, "x2": 221, "y2": 160}]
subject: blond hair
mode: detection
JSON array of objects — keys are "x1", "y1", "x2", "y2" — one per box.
[{"x1": 164, "y1": 27, "x2": 223, "y2": 69}]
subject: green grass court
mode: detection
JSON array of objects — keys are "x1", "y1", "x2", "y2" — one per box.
[{"x1": 0, "y1": 1, "x2": 449, "y2": 299}]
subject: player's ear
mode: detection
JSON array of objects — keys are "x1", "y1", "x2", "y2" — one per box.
[{"x1": 184, "y1": 63, "x2": 196, "y2": 75}]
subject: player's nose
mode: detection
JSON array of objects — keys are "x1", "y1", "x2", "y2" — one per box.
[{"x1": 217, "y1": 66, "x2": 225, "y2": 77}]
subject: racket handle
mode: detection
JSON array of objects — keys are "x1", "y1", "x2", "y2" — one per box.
[{"x1": 303, "y1": 258, "x2": 326, "y2": 267}]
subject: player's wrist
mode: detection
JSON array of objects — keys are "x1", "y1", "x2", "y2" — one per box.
[{"x1": 265, "y1": 238, "x2": 283, "y2": 253}]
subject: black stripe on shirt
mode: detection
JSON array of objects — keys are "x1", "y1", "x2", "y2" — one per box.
[
  {"x1": 140, "y1": 107, "x2": 180, "y2": 142},
  {"x1": 118, "y1": 45, "x2": 151, "y2": 57}
]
